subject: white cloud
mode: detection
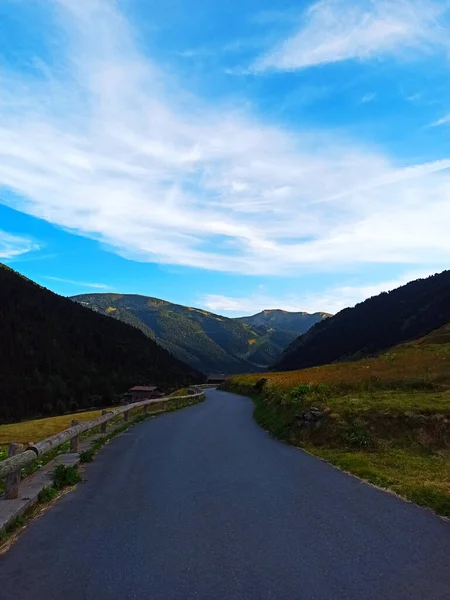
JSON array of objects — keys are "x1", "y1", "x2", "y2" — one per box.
[
  {"x1": 202, "y1": 269, "x2": 439, "y2": 315},
  {"x1": 43, "y1": 276, "x2": 111, "y2": 290},
  {"x1": 0, "y1": 1, "x2": 449, "y2": 276},
  {"x1": 361, "y1": 93, "x2": 376, "y2": 103},
  {"x1": 0, "y1": 230, "x2": 39, "y2": 259},
  {"x1": 430, "y1": 113, "x2": 450, "y2": 126},
  {"x1": 252, "y1": 0, "x2": 449, "y2": 72}
]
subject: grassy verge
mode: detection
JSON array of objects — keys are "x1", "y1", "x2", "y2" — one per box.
[
  {"x1": 306, "y1": 447, "x2": 450, "y2": 516},
  {"x1": 227, "y1": 382, "x2": 450, "y2": 516},
  {"x1": 224, "y1": 330, "x2": 450, "y2": 517},
  {"x1": 0, "y1": 464, "x2": 81, "y2": 551},
  {"x1": 0, "y1": 441, "x2": 72, "y2": 496},
  {"x1": 0, "y1": 486, "x2": 75, "y2": 554}
]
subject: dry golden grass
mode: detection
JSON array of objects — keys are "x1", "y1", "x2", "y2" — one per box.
[
  {"x1": 232, "y1": 337, "x2": 450, "y2": 396},
  {"x1": 168, "y1": 388, "x2": 189, "y2": 397},
  {"x1": 0, "y1": 408, "x2": 108, "y2": 447}
]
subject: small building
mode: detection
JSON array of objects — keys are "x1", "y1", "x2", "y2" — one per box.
[
  {"x1": 126, "y1": 385, "x2": 161, "y2": 403},
  {"x1": 206, "y1": 374, "x2": 227, "y2": 385}
]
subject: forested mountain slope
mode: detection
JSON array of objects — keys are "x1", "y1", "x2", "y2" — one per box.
[
  {"x1": 0, "y1": 264, "x2": 202, "y2": 422},
  {"x1": 275, "y1": 271, "x2": 450, "y2": 371},
  {"x1": 72, "y1": 295, "x2": 330, "y2": 374},
  {"x1": 237, "y1": 309, "x2": 330, "y2": 334}
]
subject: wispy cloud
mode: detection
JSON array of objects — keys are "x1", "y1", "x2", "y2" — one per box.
[
  {"x1": 252, "y1": 0, "x2": 450, "y2": 72},
  {"x1": 0, "y1": 230, "x2": 39, "y2": 259},
  {"x1": 430, "y1": 113, "x2": 450, "y2": 126},
  {"x1": 43, "y1": 276, "x2": 111, "y2": 290},
  {"x1": 202, "y1": 269, "x2": 438, "y2": 315},
  {"x1": 0, "y1": 1, "x2": 449, "y2": 276},
  {"x1": 361, "y1": 93, "x2": 376, "y2": 103}
]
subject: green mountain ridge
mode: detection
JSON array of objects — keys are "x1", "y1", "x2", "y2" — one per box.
[
  {"x1": 0, "y1": 263, "x2": 202, "y2": 423},
  {"x1": 237, "y1": 309, "x2": 331, "y2": 333},
  {"x1": 72, "y1": 294, "x2": 329, "y2": 374}
]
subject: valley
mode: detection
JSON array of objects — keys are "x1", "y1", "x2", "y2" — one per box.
[
  {"x1": 2, "y1": 264, "x2": 450, "y2": 523},
  {"x1": 72, "y1": 294, "x2": 329, "y2": 374},
  {"x1": 2, "y1": 3, "x2": 450, "y2": 596}
]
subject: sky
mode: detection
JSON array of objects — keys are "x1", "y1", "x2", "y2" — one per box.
[{"x1": 0, "y1": 0, "x2": 449, "y2": 316}]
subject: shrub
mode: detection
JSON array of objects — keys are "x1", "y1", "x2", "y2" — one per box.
[
  {"x1": 341, "y1": 421, "x2": 373, "y2": 449},
  {"x1": 79, "y1": 448, "x2": 95, "y2": 463},
  {"x1": 52, "y1": 464, "x2": 81, "y2": 489},
  {"x1": 290, "y1": 384, "x2": 312, "y2": 402},
  {"x1": 254, "y1": 378, "x2": 267, "y2": 393},
  {"x1": 39, "y1": 486, "x2": 58, "y2": 502}
]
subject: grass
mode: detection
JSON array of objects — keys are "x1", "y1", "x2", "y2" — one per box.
[
  {"x1": 0, "y1": 441, "x2": 71, "y2": 495},
  {"x1": 0, "y1": 408, "x2": 111, "y2": 449},
  {"x1": 168, "y1": 388, "x2": 189, "y2": 397},
  {"x1": 231, "y1": 325, "x2": 450, "y2": 400},
  {"x1": 1, "y1": 463, "x2": 83, "y2": 549},
  {"x1": 80, "y1": 423, "x2": 130, "y2": 464},
  {"x1": 0, "y1": 486, "x2": 74, "y2": 553},
  {"x1": 307, "y1": 447, "x2": 450, "y2": 516},
  {"x1": 224, "y1": 325, "x2": 450, "y2": 516},
  {"x1": 52, "y1": 464, "x2": 81, "y2": 489}
]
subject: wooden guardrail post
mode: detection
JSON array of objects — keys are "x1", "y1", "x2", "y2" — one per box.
[
  {"x1": 70, "y1": 420, "x2": 79, "y2": 453},
  {"x1": 124, "y1": 409, "x2": 129, "y2": 422},
  {"x1": 144, "y1": 404, "x2": 149, "y2": 414},
  {"x1": 5, "y1": 443, "x2": 23, "y2": 500},
  {"x1": 101, "y1": 410, "x2": 108, "y2": 433}
]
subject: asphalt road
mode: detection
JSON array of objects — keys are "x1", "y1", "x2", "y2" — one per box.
[{"x1": 1, "y1": 389, "x2": 450, "y2": 600}]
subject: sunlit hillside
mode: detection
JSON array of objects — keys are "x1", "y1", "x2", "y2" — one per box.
[{"x1": 230, "y1": 324, "x2": 450, "y2": 403}]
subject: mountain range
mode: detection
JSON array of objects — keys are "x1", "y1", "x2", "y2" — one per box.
[
  {"x1": 0, "y1": 263, "x2": 201, "y2": 422},
  {"x1": 275, "y1": 270, "x2": 450, "y2": 371},
  {"x1": 2, "y1": 261, "x2": 450, "y2": 424},
  {"x1": 72, "y1": 294, "x2": 330, "y2": 374}
]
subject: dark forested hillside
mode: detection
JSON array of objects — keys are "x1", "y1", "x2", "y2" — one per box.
[
  {"x1": 72, "y1": 295, "x2": 330, "y2": 373},
  {"x1": 0, "y1": 263, "x2": 202, "y2": 423},
  {"x1": 275, "y1": 271, "x2": 450, "y2": 371}
]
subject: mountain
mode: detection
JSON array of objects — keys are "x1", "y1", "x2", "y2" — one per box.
[
  {"x1": 72, "y1": 295, "x2": 329, "y2": 374},
  {"x1": 0, "y1": 264, "x2": 202, "y2": 423},
  {"x1": 237, "y1": 309, "x2": 330, "y2": 334},
  {"x1": 275, "y1": 270, "x2": 450, "y2": 372}
]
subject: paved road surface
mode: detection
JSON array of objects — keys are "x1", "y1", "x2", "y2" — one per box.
[{"x1": 1, "y1": 389, "x2": 449, "y2": 600}]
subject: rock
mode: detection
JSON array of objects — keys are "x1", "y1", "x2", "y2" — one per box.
[{"x1": 296, "y1": 407, "x2": 329, "y2": 429}]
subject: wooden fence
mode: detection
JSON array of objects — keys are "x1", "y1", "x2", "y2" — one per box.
[{"x1": 0, "y1": 388, "x2": 205, "y2": 500}]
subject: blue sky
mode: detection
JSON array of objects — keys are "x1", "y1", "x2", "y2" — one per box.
[{"x1": 1, "y1": 0, "x2": 450, "y2": 316}]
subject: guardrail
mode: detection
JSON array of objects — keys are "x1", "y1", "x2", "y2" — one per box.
[{"x1": 0, "y1": 388, "x2": 205, "y2": 500}]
